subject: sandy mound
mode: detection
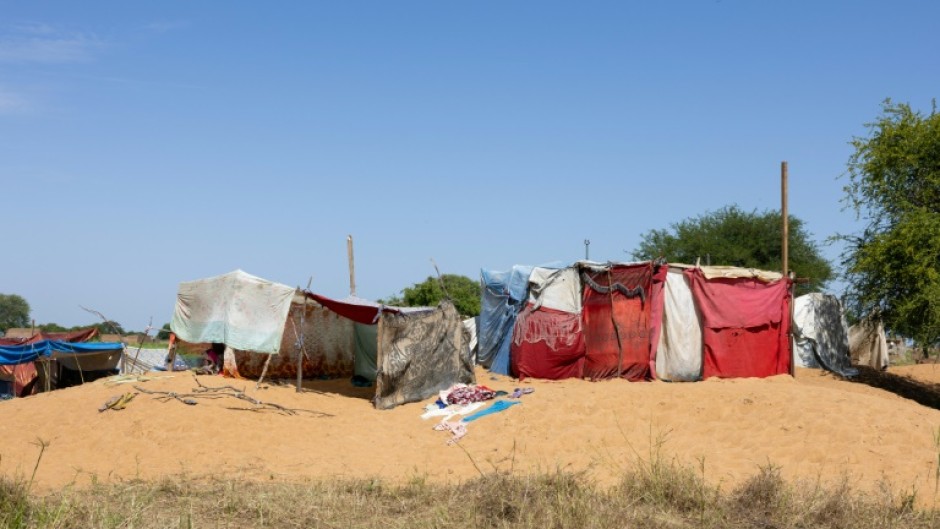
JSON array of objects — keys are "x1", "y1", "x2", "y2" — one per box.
[{"x1": 2, "y1": 366, "x2": 939, "y2": 503}]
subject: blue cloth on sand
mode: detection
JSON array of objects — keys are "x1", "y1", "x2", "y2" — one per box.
[{"x1": 461, "y1": 399, "x2": 519, "y2": 423}]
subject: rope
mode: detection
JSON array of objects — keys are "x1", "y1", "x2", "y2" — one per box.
[{"x1": 580, "y1": 272, "x2": 646, "y2": 303}]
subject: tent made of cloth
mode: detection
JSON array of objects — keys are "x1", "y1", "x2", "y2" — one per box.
[
  {"x1": 0, "y1": 327, "x2": 99, "y2": 346},
  {"x1": 478, "y1": 265, "x2": 533, "y2": 375},
  {"x1": 0, "y1": 340, "x2": 124, "y2": 369},
  {"x1": 304, "y1": 293, "x2": 430, "y2": 325},
  {"x1": 0, "y1": 327, "x2": 100, "y2": 396},
  {"x1": 171, "y1": 270, "x2": 296, "y2": 355},
  {"x1": 512, "y1": 267, "x2": 586, "y2": 380},
  {"x1": 792, "y1": 293, "x2": 858, "y2": 377},
  {"x1": 849, "y1": 316, "x2": 889, "y2": 370},
  {"x1": 301, "y1": 292, "x2": 434, "y2": 383},
  {"x1": 232, "y1": 292, "x2": 358, "y2": 380},
  {"x1": 655, "y1": 268, "x2": 704, "y2": 382},
  {"x1": 374, "y1": 300, "x2": 475, "y2": 409},
  {"x1": 218, "y1": 286, "x2": 473, "y2": 409},
  {"x1": 685, "y1": 268, "x2": 791, "y2": 379},
  {"x1": 580, "y1": 262, "x2": 666, "y2": 381}
]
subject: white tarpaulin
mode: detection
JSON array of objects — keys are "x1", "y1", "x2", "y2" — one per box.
[
  {"x1": 170, "y1": 270, "x2": 296, "y2": 354},
  {"x1": 669, "y1": 263, "x2": 783, "y2": 283},
  {"x1": 463, "y1": 317, "x2": 478, "y2": 357},
  {"x1": 849, "y1": 316, "x2": 889, "y2": 370},
  {"x1": 527, "y1": 267, "x2": 582, "y2": 313},
  {"x1": 792, "y1": 293, "x2": 857, "y2": 377},
  {"x1": 655, "y1": 269, "x2": 702, "y2": 381}
]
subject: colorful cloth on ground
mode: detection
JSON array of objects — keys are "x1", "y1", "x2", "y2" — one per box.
[
  {"x1": 445, "y1": 385, "x2": 496, "y2": 405},
  {"x1": 461, "y1": 399, "x2": 520, "y2": 422},
  {"x1": 433, "y1": 420, "x2": 468, "y2": 445}
]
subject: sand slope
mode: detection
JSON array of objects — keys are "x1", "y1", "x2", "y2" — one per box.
[{"x1": 1, "y1": 366, "x2": 939, "y2": 502}]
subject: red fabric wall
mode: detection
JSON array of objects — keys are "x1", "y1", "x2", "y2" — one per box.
[
  {"x1": 511, "y1": 304, "x2": 585, "y2": 380},
  {"x1": 581, "y1": 263, "x2": 658, "y2": 381},
  {"x1": 647, "y1": 268, "x2": 668, "y2": 380},
  {"x1": 685, "y1": 269, "x2": 791, "y2": 379}
]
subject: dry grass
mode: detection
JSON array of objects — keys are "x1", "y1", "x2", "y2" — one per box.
[{"x1": 2, "y1": 457, "x2": 938, "y2": 529}]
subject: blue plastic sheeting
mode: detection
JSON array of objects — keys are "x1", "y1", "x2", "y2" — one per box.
[
  {"x1": 462, "y1": 399, "x2": 520, "y2": 422},
  {"x1": 478, "y1": 265, "x2": 533, "y2": 375},
  {"x1": 0, "y1": 340, "x2": 124, "y2": 366}
]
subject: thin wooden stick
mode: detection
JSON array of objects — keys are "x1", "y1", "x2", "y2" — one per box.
[{"x1": 256, "y1": 353, "x2": 273, "y2": 389}]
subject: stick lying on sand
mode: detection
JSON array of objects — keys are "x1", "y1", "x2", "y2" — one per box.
[{"x1": 132, "y1": 375, "x2": 334, "y2": 417}]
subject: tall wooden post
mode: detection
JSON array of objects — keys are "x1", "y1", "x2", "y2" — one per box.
[
  {"x1": 782, "y1": 161, "x2": 794, "y2": 376},
  {"x1": 781, "y1": 161, "x2": 789, "y2": 277},
  {"x1": 347, "y1": 235, "x2": 356, "y2": 297}
]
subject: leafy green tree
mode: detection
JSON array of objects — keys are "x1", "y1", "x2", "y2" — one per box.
[
  {"x1": 157, "y1": 323, "x2": 172, "y2": 340},
  {"x1": 90, "y1": 320, "x2": 126, "y2": 336},
  {"x1": 381, "y1": 275, "x2": 481, "y2": 317},
  {"x1": 0, "y1": 294, "x2": 30, "y2": 332},
  {"x1": 632, "y1": 205, "x2": 833, "y2": 295},
  {"x1": 38, "y1": 322, "x2": 69, "y2": 333},
  {"x1": 840, "y1": 100, "x2": 940, "y2": 357}
]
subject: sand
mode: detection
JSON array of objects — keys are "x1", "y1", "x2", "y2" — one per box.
[{"x1": 2, "y1": 365, "x2": 940, "y2": 503}]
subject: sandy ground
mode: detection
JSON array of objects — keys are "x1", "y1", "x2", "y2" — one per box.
[{"x1": 2, "y1": 365, "x2": 940, "y2": 504}]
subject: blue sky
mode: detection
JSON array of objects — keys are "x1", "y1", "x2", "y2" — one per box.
[{"x1": 1, "y1": 1, "x2": 937, "y2": 330}]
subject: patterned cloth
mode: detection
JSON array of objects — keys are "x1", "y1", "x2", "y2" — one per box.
[{"x1": 445, "y1": 385, "x2": 496, "y2": 405}]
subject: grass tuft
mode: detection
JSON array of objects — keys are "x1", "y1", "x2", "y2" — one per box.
[{"x1": 2, "y1": 461, "x2": 940, "y2": 529}]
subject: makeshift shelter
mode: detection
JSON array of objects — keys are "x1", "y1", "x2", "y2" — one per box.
[
  {"x1": 478, "y1": 266, "x2": 532, "y2": 375},
  {"x1": 0, "y1": 339, "x2": 124, "y2": 393},
  {"x1": 849, "y1": 316, "x2": 889, "y2": 369},
  {"x1": 170, "y1": 270, "x2": 474, "y2": 409},
  {"x1": 580, "y1": 262, "x2": 666, "y2": 381},
  {"x1": 792, "y1": 293, "x2": 857, "y2": 377},
  {"x1": 374, "y1": 300, "x2": 474, "y2": 410},
  {"x1": 654, "y1": 267, "x2": 704, "y2": 381},
  {"x1": 303, "y1": 293, "x2": 433, "y2": 382},
  {"x1": 171, "y1": 270, "x2": 295, "y2": 354},
  {"x1": 0, "y1": 327, "x2": 101, "y2": 396},
  {"x1": 686, "y1": 267, "x2": 792, "y2": 379},
  {"x1": 511, "y1": 267, "x2": 586, "y2": 380},
  {"x1": 306, "y1": 293, "x2": 474, "y2": 408}
]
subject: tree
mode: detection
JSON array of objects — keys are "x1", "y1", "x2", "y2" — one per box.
[
  {"x1": 631, "y1": 205, "x2": 833, "y2": 295},
  {"x1": 381, "y1": 275, "x2": 482, "y2": 317},
  {"x1": 840, "y1": 100, "x2": 940, "y2": 357},
  {"x1": 0, "y1": 294, "x2": 30, "y2": 332},
  {"x1": 157, "y1": 323, "x2": 172, "y2": 340},
  {"x1": 90, "y1": 320, "x2": 126, "y2": 336},
  {"x1": 38, "y1": 322, "x2": 69, "y2": 333}
]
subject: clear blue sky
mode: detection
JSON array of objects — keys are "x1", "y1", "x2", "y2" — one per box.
[{"x1": 1, "y1": 1, "x2": 937, "y2": 330}]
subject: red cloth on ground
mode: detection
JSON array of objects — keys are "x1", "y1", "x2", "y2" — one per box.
[
  {"x1": 685, "y1": 268, "x2": 791, "y2": 379},
  {"x1": 581, "y1": 263, "x2": 663, "y2": 381},
  {"x1": 511, "y1": 304, "x2": 585, "y2": 380}
]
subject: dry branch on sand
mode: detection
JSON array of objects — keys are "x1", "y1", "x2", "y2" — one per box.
[{"x1": 132, "y1": 375, "x2": 334, "y2": 417}]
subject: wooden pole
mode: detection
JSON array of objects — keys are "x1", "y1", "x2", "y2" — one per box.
[
  {"x1": 296, "y1": 277, "x2": 313, "y2": 393},
  {"x1": 781, "y1": 161, "x2": 789, "y2": 277},
  {"x1": 347, "y1": 235, "x2": 356, "y2": 297},
  {"x1": 782, "y1": 161, "x2": 794, "y2": 377},
  {"x1": 296, "y1": 306, "x2": 304, "y2": 393}
]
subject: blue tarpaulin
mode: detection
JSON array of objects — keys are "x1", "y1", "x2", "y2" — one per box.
[
  {"x1": 478, "y1": 266, "x2": 533, "y2": 375},
  {"x1": 0, "y1": 340, "x2": 124, "y2": 366}
]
